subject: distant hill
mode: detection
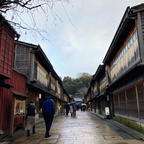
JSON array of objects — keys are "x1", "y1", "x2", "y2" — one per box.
[{"x1": 63, "y1": 73, "x2": 92, "y2": 98}]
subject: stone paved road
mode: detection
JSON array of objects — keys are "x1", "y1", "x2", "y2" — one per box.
[{"x1": 9, "y1": 111, "x2": 144, "y2": 144}]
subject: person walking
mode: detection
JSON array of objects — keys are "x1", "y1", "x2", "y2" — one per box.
[
  {"x1": 65, "y1": 103, "x2": 70, "y2": 116},
  {"x1": 26, "y1": 101, "x2": 36, "y2": 137},
  {"x1": 70, "y1": 103, "x2": 73, "y2": 117},
  {"x1": 42, "y1": 98, "x2": 55, "y2": 138},
  {"x1": 70, "y1": 103, "x2": 76, "y2": 117},
  {"x1": 72, "y1": 103, "x2": 77, "y2": 117}
]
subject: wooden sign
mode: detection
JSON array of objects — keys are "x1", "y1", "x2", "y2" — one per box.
[{"x1": 14, "y1": 99, "x2": 26, "y2": 115}]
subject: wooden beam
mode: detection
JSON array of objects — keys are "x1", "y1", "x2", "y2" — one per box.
[{"x1": 135, "y1": 85, "x2": 140, "y2": 118}]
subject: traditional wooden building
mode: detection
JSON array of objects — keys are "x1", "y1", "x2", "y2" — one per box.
[
  {"x1": 0, "y1": 14, "x2": 27, "y2": 136},
  {"x1": 84, "y1": 87, "x2": 92, "y2": 111},
  {"x1": 14, "y1": 41, "x2": 70, "y2": 115},
  {"x1": 85, "y1": 4, "x2": 144, "y2": 132},
  {"x1": 94, "y1": 65, "x2": 107, "y2": 115},
  {"x1": 0, "y1": 14, "x2": 19, "y2": 89},
  {"x1": 103, "y1": 4, "x2": 144, "y2": 127},
  {"x1": 0, "y1": 14, "x2": 69, "y2": 137},
  {"x1": 85, "y1": 65, "x2": 111, "y2": 117}
]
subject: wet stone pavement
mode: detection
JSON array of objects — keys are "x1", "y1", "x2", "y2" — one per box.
[{"x1": 9, "y1": 111, "x2": 144, "y2": 144}]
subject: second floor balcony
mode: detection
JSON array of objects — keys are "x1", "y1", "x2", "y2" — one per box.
[{"x1": 110, "y1": 31, "x2": 140, "y2": 83}]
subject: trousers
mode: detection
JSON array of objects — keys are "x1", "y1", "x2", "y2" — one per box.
[{"x1": 43, "y1": 114, "x2": 54, "y2": 137}]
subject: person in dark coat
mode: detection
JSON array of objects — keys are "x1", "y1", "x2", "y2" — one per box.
[
  {"x1": 26, "y1": 101, "x2": 36, "y2": 136},
  {"x1": 72, "y1": 103, "x2": 77, "y2": 117},
  {"x1": 65, "y1": 103, "x2": 70, "y2": 116},
  {"x1": 42, "y1": 98, "x2": 55, "y2": 138},
  {"x1": 70, "y1": 103, "x2": 76, "y2": 117}
]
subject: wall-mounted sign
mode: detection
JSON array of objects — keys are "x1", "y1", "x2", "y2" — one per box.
[
  {"x1": 105, "y1": 107, "x2": 110, "y2": 116},
  {"x1": 39, "y1": 93, "x2": 42, "y2": 99},
  {"x1": 14, "y1": 99, "x2": 26, "y2": 115}
]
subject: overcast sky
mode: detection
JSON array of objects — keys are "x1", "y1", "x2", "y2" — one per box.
[{"x1": 6, "y1": 0, "x2": 144, "y2": 78}]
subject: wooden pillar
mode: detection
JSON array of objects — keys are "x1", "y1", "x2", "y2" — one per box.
[
  {"x1": 118, "y1": 94, "x2": 120, "y2": 111},
  {"x1": 94, "y1": 99, "x2": 96, "y2": 113},
  {"x1": 30, "y1": 51, "x2": 35, "y2": 81},
  {"x1": 98, "y1": 100, "x2": 101, "y2": 114},
  {"x1": 111, "y1": 94, "x2": 115, "y2": 118},
  {"x1": 22, "y1": 115, "x2": 25, "y2": 129},
  {"x1": 91, "y1": 101, "x2": 92, "y2": 111},
  {"x1": 10, "y1": 96, "x2": 15, "y2": 136},
  {"x1": 125, "y1": 90, "x2": 128, "y2": 115},
  {"x1": 135, "y1": 85, "x2": 140, "y2": 119}
]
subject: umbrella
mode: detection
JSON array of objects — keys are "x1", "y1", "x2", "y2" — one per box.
[{"x1": 70, "y1": 101, "x2": 76, "y2": 105}]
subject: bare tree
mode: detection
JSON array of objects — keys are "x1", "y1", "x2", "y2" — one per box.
[
  {"x1": 0, "y1": 0, "x2": 66, "y2": 13},
  {"x1": 0, "y1": 0, "x2": 70, "y2": 41}
]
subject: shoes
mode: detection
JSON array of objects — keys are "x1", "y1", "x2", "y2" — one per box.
[{"x1": 44, "y1": 135, "x2": 51, "y2": 139}]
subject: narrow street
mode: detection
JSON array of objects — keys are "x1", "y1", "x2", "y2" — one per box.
[{"x1": 9, "y1": 111, "x2": 143, "y2": 144}]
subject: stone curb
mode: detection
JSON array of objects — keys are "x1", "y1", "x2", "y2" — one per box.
[{"x1": 88, "y1": 111, "x2": 144, "y2": 141}]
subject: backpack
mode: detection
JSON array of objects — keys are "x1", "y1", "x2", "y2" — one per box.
[
  {"x1": 27, "y1": 104, "x2": 36, "y2": 116},
  {"x1": 42, "y1": 99, "x2": 55, "y2": 115}
]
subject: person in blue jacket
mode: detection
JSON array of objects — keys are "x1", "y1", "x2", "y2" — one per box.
[{"x1": 42, "y1": 97, "x2": 55, "y2": 138}]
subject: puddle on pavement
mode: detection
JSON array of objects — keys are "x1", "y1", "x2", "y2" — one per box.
[
  {"x1": 116, "y1": 143, "x2": 128, "y2": 144},
  {"x1": 103, "y1": 135, "x2": 123, "y2": 140}
]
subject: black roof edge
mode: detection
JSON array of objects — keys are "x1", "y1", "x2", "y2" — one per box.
[
  {"x1": 93, "y1": 64, "x2": 105, "y2": 81},
  {"x1": 15, "y1": 40, "x2": 38, "y2": 49},
  {"x1": 36, "y1": 45, "x2": 64, "y2": 87},
  {"x1": 87, "y1": 65, "x2": 103, "y2": 91},
  {"x1": 15, "y1": 41, "x2": 63, "y2": 87},
  {"x1": 0, "y1": 14, "x2": 19, "y2": 39},
  {"x1": 16, "y1": 41, "x2": 70, "y2": 98},
  {"x1": 37, "y1": 45, "x2": 53, "y2": 69},
  {"x1": 103, "y1": 6, "x2": 131, "y2": 64},
  {"x1": 131, "y1": 3, "x2": 144, "y2": 13},
  {"x1": 103, "y1": 3, "x2": 144, "y2": 64}
]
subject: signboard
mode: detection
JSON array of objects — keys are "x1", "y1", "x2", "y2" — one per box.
[
  {"x1": 39, "y1": 93, "x2": 42, "y2": 99},
  {"x1": 64, "y1": 96, "x2": 67, "y2": 101},
  {"x1": 105, "y1": 107, "x2": 110, "y2": 116},
  {"x1": 14, "y1": 99, "x2": 26, "y2": 115}
]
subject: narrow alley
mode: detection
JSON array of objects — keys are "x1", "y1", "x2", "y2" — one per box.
[{"x1": 8, "y1": 111, "x2": 143, "y2": 144}]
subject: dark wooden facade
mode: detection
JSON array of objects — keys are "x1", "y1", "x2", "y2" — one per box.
[
  {"x1": 103, "y1": 4, "x2": 144, "y2": 122},
  {"x1": 85, "y1": 65, "x2": 111, "y2": 117},
  {"x1": 0, "y1": 14, "x2": 19, "y2": 80},
  {"x1": 0, "y1": 14, "x2": 70, "y2": 136},
  {"x1": 14, "y1": 41, "x2": 70, "y2": 115},
  {"x1": 85, "y1": 4, "x2": 144, "y2": 128},
  {"x1": 0, "y1": 14, "x2": 26, "y2": 135},
  {"x1": 0, "y1": 14, "x2": 16, "y2": 131}
]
